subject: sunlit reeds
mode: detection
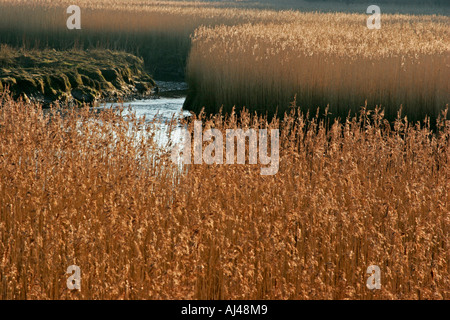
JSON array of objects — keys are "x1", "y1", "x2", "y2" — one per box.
[
  {"x1": 1, "y1": 93, "x2": 448, "y2": 299},
  {"x1": 0, "y1": 0, "x2": 306, "y2": 80},
  {"x1": 185, "y1": 15, "x2": 450, "y2": 122}
]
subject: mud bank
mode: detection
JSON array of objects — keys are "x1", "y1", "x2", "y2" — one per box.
[{"x1": 0, "y1": 47, "x2": 157, "y2": 106}]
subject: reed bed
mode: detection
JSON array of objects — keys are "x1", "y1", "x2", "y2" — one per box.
[
  {"x1": 4, "y1": 0, "x2": 446, "y2": 82},
  {"x1": 0, "y1": 93, "x2": 448, "y2": 299},
  {"x1": 0, "y1": 0, "x2": 304, "y2": 80},
  {"x1": 185, "y1": 14, "x2": 450, "y2": 122}
]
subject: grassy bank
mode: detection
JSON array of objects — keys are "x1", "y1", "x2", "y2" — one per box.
[
  {"x1": 0, "y1": 94, "x2": 448, "y2": 299},
  {"x1": 0, "y1": 46, "x2": 155, "y2": 105}
]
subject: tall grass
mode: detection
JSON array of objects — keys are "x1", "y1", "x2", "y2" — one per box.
[
  {"x1": 185, "y1": 14, "x2": 450, "y2": 123},
  {"x1": 3, "y1": 1, "x2": 447, "y2": 81},
  {"x1": 1, "y1": 93, "x2": 448, "y2": 299},
  {"x1": 0, "y1": 0, "x2": 306, "y2": 80},
  {"x1": 246, "y1": 0, "x2": 450, "y2": 15}
]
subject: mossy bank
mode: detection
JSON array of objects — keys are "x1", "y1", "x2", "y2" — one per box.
[{"x1": 0, "y1": 46, "x2": 156, "y2": 106}]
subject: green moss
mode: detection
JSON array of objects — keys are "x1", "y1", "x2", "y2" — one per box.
[
  {"x1": 43, "y1": 76, "x2": 57, "y2": 96},
  {"x1": 34, "y1": 77, "x2": 45, "y2": 93},
  {"x1": 49, "y1": 74, "x2": 71, "y2": 92},
  {"x1": 80, "y1": 75, "x2": 96, "y2": 88},
  {"x1": 101, "y1": 68, "x2": 119, "y2": 82},
  {"x1": 14, "y1": 55, "x2": 36, "y2": 68},
  {"x1": 71, "y1": 85, "x2": 98, "y2": 103},
  {"x1": 135, "y1": 82, "x2": 150, "y2": 94},
  {"x1": 0, "y1": 48, "x2": 155, "y2": 105},
  {"x1": 14, "y1": 77, "x2": 38, "y2": 94},
  {"x1": 120, "y1": 67, "x2": 133, "y2": 84},
  {"x1": 0, "y1": 76, "x2": 16, "y2": 87},
  {"x1": 98, "y1": 81, "x2": 114, "y2": 91},
  {"x1": 66, "y1": 72, "x2": 83, "y2": 88},
  {"x1": 77, "y1": 67, "x2": 106, "y2": 83},
  {"x1": 1, "y1": 68, "x2": 12, "y2": 75}
]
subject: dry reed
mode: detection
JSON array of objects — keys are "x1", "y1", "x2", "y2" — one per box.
[
  {"x1": 185, "y1": 15, "x2": 450, "y2": 122},
  {"x1": 0, "y1": 93, "x2": 448, "y2": 299}
]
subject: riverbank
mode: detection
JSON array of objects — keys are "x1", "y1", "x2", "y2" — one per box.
[{"x1": 0, "y1": 46, "x2": 156, "y2": 107}]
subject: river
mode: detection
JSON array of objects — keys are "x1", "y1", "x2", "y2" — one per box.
[{"x1": 98, "y1": 81, "x2": 191, "y2": 154}]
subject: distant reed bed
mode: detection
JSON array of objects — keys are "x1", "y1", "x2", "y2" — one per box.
[
  {"x1": 0, "y1": 0, "x2": 304, "y2": 80},
  {"x1": 185, "y1": 13, "x2": 450, "y2": 122}
]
